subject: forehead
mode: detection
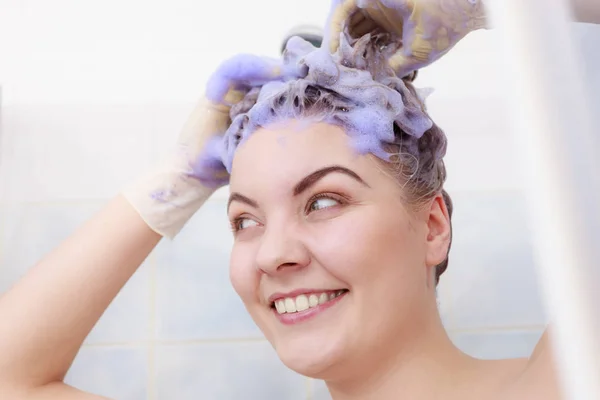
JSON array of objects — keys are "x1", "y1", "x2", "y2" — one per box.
[{"x1": 229, "y1": 121, "x2": 368, "y2": 190}]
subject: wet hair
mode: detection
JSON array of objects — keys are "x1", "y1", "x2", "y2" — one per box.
[{"x1": 213, "y1": 32, "x2": 453, "y2": 283}]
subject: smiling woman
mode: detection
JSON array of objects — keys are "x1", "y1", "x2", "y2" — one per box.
[
  {"x1": 184, "y1": 19, "x2": 551, "y2": 398},
  {"x1": 199, "y1": 29, "x2": 466, "y2": 396}
]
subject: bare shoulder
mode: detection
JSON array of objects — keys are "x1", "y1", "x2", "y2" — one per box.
[{"x1": 501, "y1": 330, "x2": 562, "y2": 400}]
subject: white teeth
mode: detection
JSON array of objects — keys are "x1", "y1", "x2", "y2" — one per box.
[
  {"x1": 284, "y1": 298, "x2": 297, "y2": 313},
  {"x1": 318, "y1": 293, "x2": 328, "y2": 304},
  {"x1": 296, "y1": 295, "x2": 309, "y2": 311},
  {"x1": 275, "y1": 300, "x2": 286, "y2": 314},
  {"x1": 273, "y1": 290, "x2": 347, "y2": 314}
]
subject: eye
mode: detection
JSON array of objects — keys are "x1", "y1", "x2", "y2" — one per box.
[
  {"x1": 232, "y1": 217, "x2": 259, "y2": 232},
  {"x1": 307, "y1": 195, "x2": 341, "y2": 212}
]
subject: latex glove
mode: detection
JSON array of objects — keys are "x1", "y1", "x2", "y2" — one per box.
[
  {"x1": 123, "y1": 54, "x2": 285, "y2": 239},
  {"x1": 326, "y1": 0, "x2": 489, "y2": 78}
]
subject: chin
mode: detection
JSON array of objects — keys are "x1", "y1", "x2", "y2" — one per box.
[
  {"x1": 250, "y1": 290, "x2": 354, "y2": 378},
  {"x1": 273, "y1": 333, "x2": 345, "y2": 378}
]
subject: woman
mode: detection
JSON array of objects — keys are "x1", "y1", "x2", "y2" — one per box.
[{"x1": 0, "y1": 1, "x2": 597, "y2": 399}]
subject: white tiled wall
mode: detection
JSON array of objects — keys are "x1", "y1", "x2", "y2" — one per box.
[{"x1": 1, "y1": 1, "x2": 598, "y2": 398}]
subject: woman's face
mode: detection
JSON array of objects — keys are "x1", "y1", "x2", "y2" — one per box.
[{"x1": 227, "y1": 121, "x2": 448, "y2": 378}]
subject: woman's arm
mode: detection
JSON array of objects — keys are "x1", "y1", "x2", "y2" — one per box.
[
  {"x1": 571, "y1": 0, "x2": 600, "y2": 24},
  {"x1": 0, "y1": 57, "x2": 285, "y2": 399},
  {"x1": 0, "y1": 195, "x2": 161, "y2": 398},
  {"x1": 3, "y1": 383, "x2": 110, "y2": 399}
]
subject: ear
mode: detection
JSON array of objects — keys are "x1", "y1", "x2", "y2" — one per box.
[{"x1": 424, "y1": 193, "x2": 452, "y2": 268}]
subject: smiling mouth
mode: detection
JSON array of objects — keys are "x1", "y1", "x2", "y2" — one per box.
[{"x1": 271, "y1": 289, "x2": 349, "y2": 315}]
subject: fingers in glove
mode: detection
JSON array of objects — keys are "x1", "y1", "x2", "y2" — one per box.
[
  {"x1": 190, "y1": 138, "x2": 231, "y2": 188},
  {"x1": 205, "y1": 54, "x2": 284, "y2": 104},
  {"x1": 362, "y1": 4, "x2": 404, "y2": 37},
  {"x1": 327, "y1": 0, "x2": 358, "y2": 53},
  {"x1": 389, "y1": 52, "x2": 417, "y2": 79},
  {"x1": 177, "y1": 98, "x2": 230, "y2": 146},
  {"x1": 348, "y1": 11, "x2": 379, "y2": 38}
]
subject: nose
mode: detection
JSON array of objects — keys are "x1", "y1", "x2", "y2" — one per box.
[{"x1": 255, "y1": 222, "x2": 311, "y2": 275}]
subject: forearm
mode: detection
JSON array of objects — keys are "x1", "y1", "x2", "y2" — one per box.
[
  {"x1": 0, "y1": 195, "x2": 161, "y2": 391},
  {"x1": 3, "y1": 382, "x2": 110, "y2": 400}
]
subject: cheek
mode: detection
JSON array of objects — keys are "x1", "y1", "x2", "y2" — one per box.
[
  {"x1": 229, "y1": 243, "x2": 259, "y2": 304},
  {"x1": 308, "y1": 207, "x2": 416, "y2": 284}
]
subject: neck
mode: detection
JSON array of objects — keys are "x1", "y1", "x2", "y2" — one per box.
[{"x1": 326, "y1": 309, "x2": 477, "y2": 400}]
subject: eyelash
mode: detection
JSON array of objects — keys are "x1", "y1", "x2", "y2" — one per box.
[
  {"x1": 305, "y1": 193, "x2": 345, "y2": 213},
  {"x1": 230, "y1": 193, "x2": 346, "y2": 233},
  {"x1": 230, "y1": 215, "x2": 255, "y2": 233}
]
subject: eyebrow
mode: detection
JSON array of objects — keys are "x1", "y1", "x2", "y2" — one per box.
[
  {"x1": 227, "y1": 192, "x2": 258, "y2": 212},
  {"x1": 292, "y1": 165, "x2": 369, "y2": 196},
  {"x1": 227, "y1": 165, "x2": 369, "y2": 212}
]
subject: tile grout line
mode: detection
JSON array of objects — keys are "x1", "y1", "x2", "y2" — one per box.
[
  {"x1": 306, "y1": 378, "x2": 313, "y2": 400},
  {"x1": 82, "y1": 336, "x2": 269, "y2": 348},
  {"x1": 81, "y1": 325, "x2": 547, "y2": 349},
  {"x1": 446, "y1": 324, "x2": 547, "y2": 335},
  {"x1": 147, "y1": 255, "x2": 157, "y2": 400},
  {"x1": 156, "y1": 337, "x2": 268, "y2": 345},
  {"x1": 0, "y1": 193, "x2": 229, "y2": 209}
]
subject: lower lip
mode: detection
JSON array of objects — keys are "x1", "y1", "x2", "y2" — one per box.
[{"x1": 273, "y1": 292, "x2": 348, "y2": 325}]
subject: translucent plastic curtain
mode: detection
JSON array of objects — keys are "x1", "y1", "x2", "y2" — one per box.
[{"x1": 486, "y1": 1, "x2": 600, "y2": 399}]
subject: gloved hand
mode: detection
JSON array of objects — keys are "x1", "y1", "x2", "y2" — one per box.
[
  {"x1": 326, "y1": 0, "x2": 489, "y2": 78},
  {"x1": 123, "y1": 54, "x2": 285, "y2": 239}
]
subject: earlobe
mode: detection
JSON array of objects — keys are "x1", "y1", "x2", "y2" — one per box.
[{"x1": 425, "y1": 194, "x2": 452, "y2": 267}]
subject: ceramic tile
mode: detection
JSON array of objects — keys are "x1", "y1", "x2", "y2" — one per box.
[
  {"x1": 450, "y1": 329, "x2": 544, "y2": 360},
  {"x1": 2, "y1": 105, "x2": 154, "y2": 201},
  {"x1": 154, "y1": 199, "x2": 262, "y2": 340},
  {"x1": 441, "y1": 191, "x2": 547, "y2": 330},
  {"x1": 65, "y1": 345, "x2": 147, "y2": 400},
  {"x1": 311, "y1": 379, "x2": 332, "y2": 400},
  {"x1": 154, "y1": 340, "x2": 307, "y2": 400}
]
